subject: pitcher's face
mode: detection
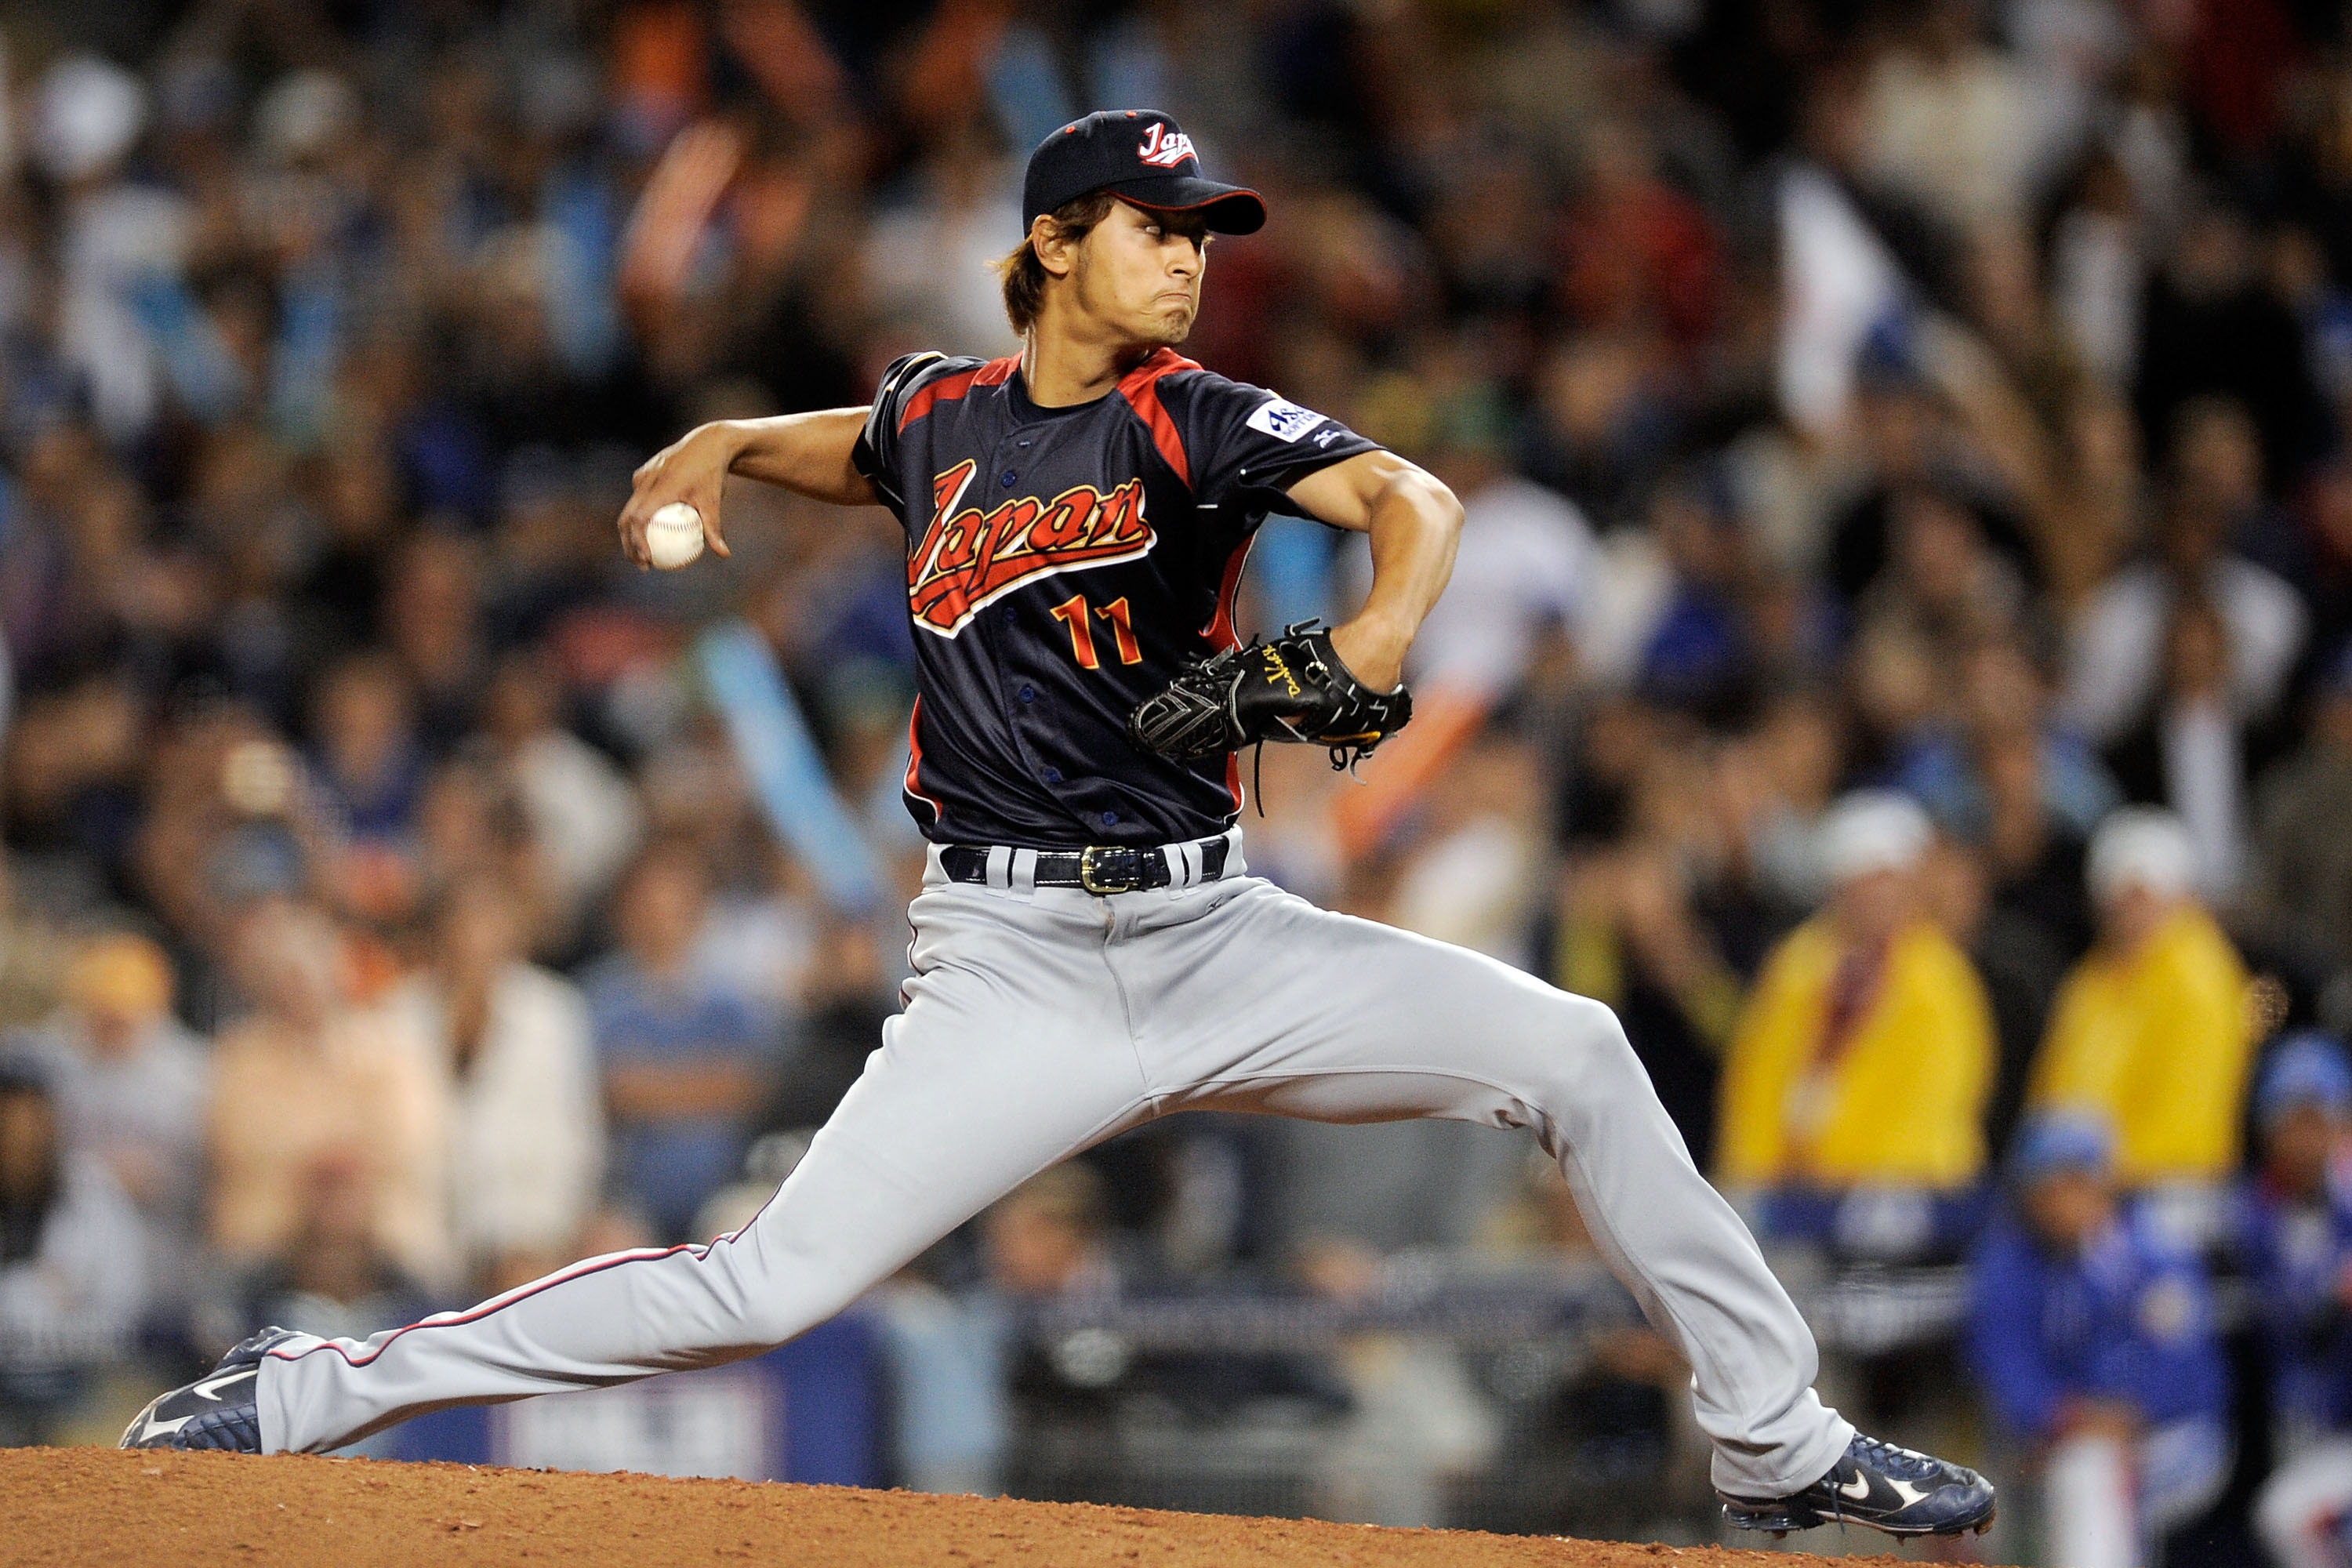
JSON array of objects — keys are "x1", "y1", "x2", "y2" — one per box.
[{"x1": 1071, "y1": 201, "x2": 1208, "y2": 348}]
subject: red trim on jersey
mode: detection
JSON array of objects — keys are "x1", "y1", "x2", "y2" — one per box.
[
  {"x1": 903, "y1": 696, "x2": 945, "y2": 824},
  {"x1": 897, "y1": 356, "x2": 1019, "y2": 433},
  {"x1": 1116, "y1": 347, "x2": 1200, "y2": 488},
  {"x1": 1203, "y1": 533, "x2": 1253, "y2": 652},
  {"x1": 1203, "y1": 534, "x2": 1254, "y2": 810}
]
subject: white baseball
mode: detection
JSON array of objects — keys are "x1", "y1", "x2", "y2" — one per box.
[{"x1": 644, "y1": 501, "x2": 707, "y2": 569}]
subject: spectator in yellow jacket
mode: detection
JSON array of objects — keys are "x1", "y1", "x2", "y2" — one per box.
[
  {"x1": 1719, "y1": 792, "x2": 1996, "y2": 1256},
  {"x1": 2029, "y1": 808, "x2": 2254, "y2": 1237}
]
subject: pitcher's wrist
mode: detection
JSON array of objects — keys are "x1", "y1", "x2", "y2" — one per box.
[{"x1": 1328, "y1": 615, "x2": 1411, "y2": 692}]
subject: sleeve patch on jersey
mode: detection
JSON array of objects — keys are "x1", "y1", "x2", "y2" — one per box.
[{"x1": 1247, "y1": 397, "x2": 1327, "y2": 442}]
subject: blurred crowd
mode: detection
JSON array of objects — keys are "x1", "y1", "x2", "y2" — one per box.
[{"x1": 16, "y1": 0, "x2": 2352, "y2": 1559}]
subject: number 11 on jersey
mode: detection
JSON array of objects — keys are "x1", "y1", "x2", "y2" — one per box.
[{"x1": 1050, "y1": 595, "x2": 1142, "y2": 670}]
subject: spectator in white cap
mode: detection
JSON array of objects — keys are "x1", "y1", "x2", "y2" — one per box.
[
  {"x1": 2029, "y1": 807, "x2": 2255, "y2": 1229},
  {"x1": 37, "y1": 53, "x2": 192, "y2": 445},
  {"x1": 31, "y1": 56, "x2": 144, "y2": 186},
  {"x1": 1816, "y1": 787, "x2": 1935, "y2": 932},
  {"x1": 1717, "y1": 789, "x2": 1997, "y2": 1258}
]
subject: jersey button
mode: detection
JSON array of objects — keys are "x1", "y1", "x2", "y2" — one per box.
[
  {"x1": 1003, "y1": 607, "x2": 1017, "y2": 625},
  {"x1": 1044, "y1": 768, "x2": 1063, "y2": 784},
  {"x1": 1000, "y1": 470, "x2": 1018, "y2": 487},
  {"x1": 1018, "y1": 685, "x2": 1036, "y2": 702},
  {"x1": 1102, "y1": 811, "x2": 1120, "y2": 826}
]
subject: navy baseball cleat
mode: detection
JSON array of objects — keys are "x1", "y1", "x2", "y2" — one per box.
[
  {"x1": 1720, "y1": 1432, "x2": 1997, "y2": 1540},
  {"x1": 119, "y1": 1327, "x2": 298, "y2": 1451}
]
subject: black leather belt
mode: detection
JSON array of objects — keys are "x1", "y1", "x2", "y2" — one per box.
[{"x1": 940, "y1": 837, "x2": 1229, "y2": 895}]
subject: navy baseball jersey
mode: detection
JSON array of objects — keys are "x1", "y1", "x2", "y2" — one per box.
[{"x1": 851, "y1": 347, "x2": 1380, "y2": 848}]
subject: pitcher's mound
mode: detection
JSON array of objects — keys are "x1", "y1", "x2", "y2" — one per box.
[{"x1": 2, "y1": 1446, "x2": 1929, "y2": 1566}]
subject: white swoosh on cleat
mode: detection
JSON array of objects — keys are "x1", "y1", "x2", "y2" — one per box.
[
  {"x1": 189, "y1": 1370, "x2": 248, "y2": 1402},
  {"x1": 1841, "y1": 1473, "x2": 1932, "y2": 1509},
  {"x1": 132, "y1": 1370, "x2": 249, "y2": 1441}
]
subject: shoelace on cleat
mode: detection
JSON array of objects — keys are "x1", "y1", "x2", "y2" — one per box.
[{"x1": 1848, "y1": 1434, "x2": 1945, "y2": 1486}]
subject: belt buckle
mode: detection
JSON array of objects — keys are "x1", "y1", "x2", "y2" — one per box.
[{"x1": 1078, "y1": 845, "x2": 1144, "y2": 895}]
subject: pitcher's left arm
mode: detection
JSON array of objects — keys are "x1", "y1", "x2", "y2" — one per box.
[{"x1": 1285, "y1": 450, "x2": 1463, "y2": 691}]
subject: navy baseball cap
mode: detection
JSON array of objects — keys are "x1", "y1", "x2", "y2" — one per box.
[{"x1": 1022, "y1": 110, "x2": 1265, "y2": 236}]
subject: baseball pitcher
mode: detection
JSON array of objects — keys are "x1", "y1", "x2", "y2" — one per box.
[{"x1": 126, "y1": 110, "x2": 1994, "y2": 1541}]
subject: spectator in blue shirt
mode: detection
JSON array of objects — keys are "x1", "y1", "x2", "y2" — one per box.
[
  {"x1": 1637, "y1": 470, "x2": 1755, "y2": 719},
  {"x1": 584, "y1": 840, "x2": 771, "y2": 1241},
  {"x1": 1970, "y1": 1112, "x2": 2230, "y2": 1568},
  {"x1": 2245, "y1": 1034, "x2": 2352, "y2": 1568}
]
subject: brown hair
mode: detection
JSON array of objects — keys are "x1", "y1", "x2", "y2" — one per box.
[{"x1": 993, "y1": 190, "x2": 1121, "y2": 335}]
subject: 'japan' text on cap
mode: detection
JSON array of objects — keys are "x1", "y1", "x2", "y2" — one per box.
[{"x1": 1022, "y1": 110, "x2": 1265, "y2": 236}]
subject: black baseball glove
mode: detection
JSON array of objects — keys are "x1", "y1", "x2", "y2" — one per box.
[{"x1": 1127, "y1": 621, "x2": 1413, "y2": 771}]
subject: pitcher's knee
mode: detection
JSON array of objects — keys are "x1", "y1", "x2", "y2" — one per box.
[
  {"x1": 697, "y1": 1234, "x2": 866, "y2": 1350},
  {"x1": 731, "y1": 1279, "x2": 857, "y2": 1350},
  {"x1": 1523, "y1": 991, "x2": 1665, "y2": 1136},
  {"x1": 1551, "y1": 992, "x2": 1649, "y2": 1091}
]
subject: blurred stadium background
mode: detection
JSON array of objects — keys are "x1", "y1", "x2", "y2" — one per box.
[{"x1": 13, "y1": 0, "x2": 2352, "y2": 1563}]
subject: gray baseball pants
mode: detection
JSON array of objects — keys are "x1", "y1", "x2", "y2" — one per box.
[{"x1": 259, "y1": 837, "x2": 1853, "y2": 1496}]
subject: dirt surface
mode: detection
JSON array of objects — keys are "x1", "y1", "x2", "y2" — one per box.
[{"x1": 0, "y1": 1447, "x2": 1952, "y2": 1566}]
